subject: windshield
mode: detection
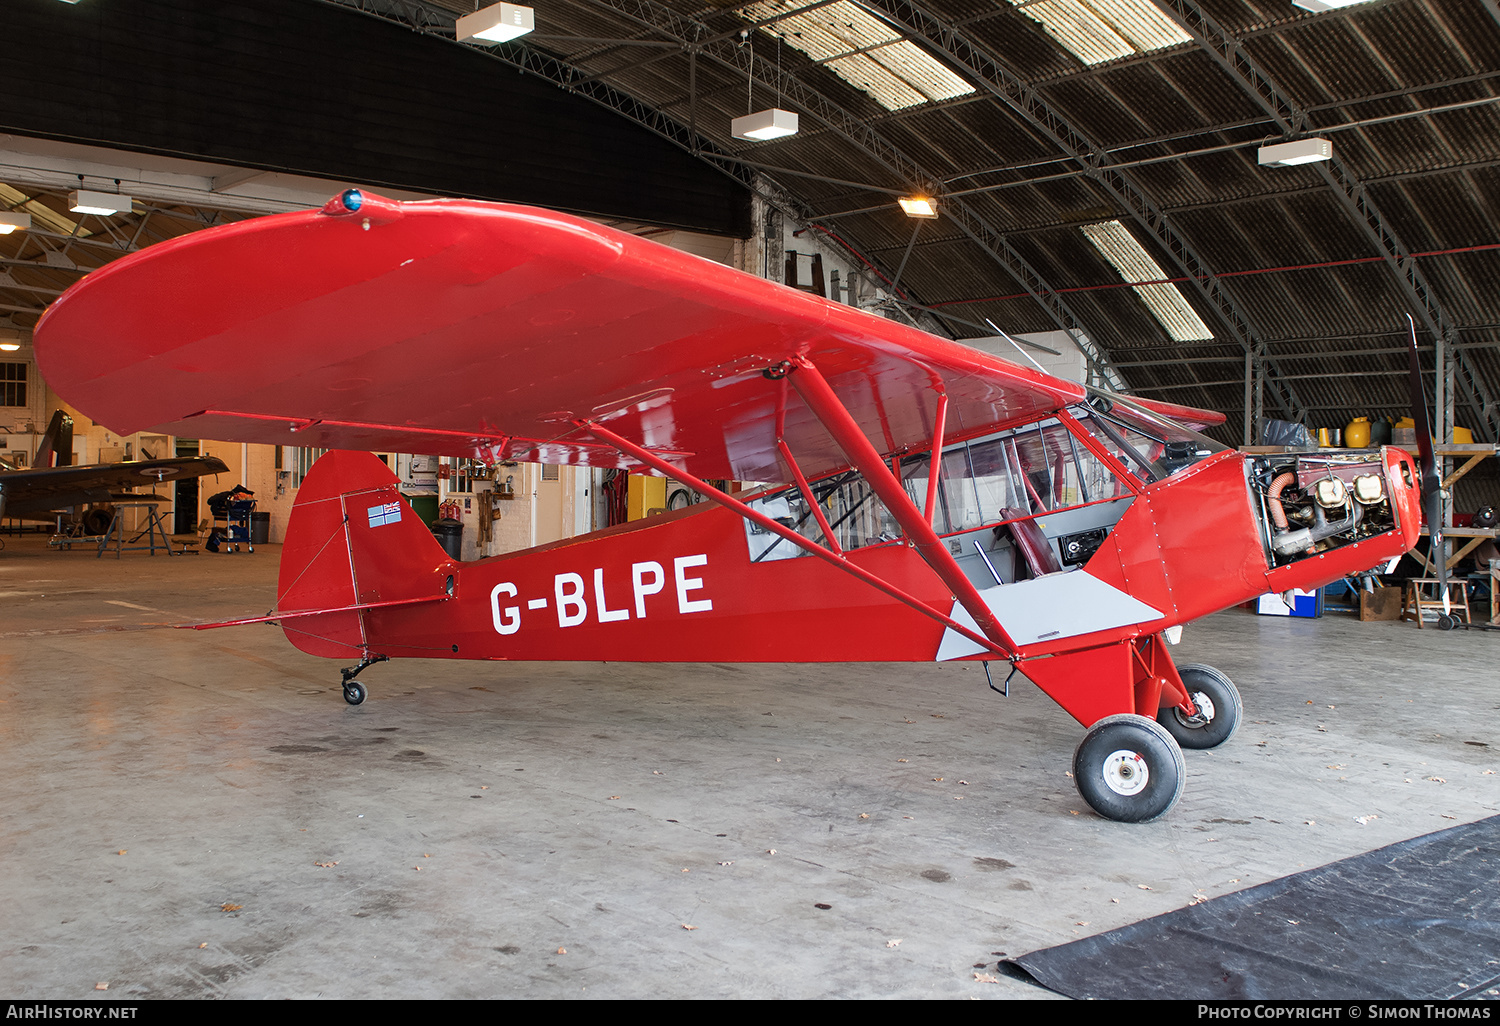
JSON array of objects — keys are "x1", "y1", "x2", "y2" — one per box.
[{"x1": 1073, "y1": 390, "x2": 1227, "y2": 482}]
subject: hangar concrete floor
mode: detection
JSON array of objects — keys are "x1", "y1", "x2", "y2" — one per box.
[{"x1": 0, "y1": 535, "x2": 1495, "y2": 999}]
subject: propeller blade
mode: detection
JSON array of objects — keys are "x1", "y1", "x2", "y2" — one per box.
[
  {"x1": 1404, "y1": 315, "x2": 1439, "y2": 491},
  {"x1": 1404, "y1": 315, "x2": 1448, "y2": 602}
]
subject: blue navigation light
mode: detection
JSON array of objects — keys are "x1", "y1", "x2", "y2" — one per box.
[{"x1": 341, "y1": 189, "x2": 363, "y2": 212}]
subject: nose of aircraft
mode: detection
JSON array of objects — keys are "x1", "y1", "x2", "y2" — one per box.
[{"x1": 1386, "y1": 446, "x2": 1423, "y2": 550}]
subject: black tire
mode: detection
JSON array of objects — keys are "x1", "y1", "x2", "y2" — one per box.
[
  {"x1": 82, "y1": 508, "x2": 113, "y2": 536},
  {"x1": 343, "y1": 681, "x2": 367, "y2": 706},
  {"x1": 1073, "y1": 714, "x2": 1185, "y2": 823},
  {"x1": 1157, "y1": 664, "x2": 1242, "y2": 750},
  {"x1": 1436, "y1": 612, "x2": 1457, "y2": 631}
]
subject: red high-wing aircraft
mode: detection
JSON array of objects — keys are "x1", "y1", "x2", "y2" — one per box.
[{"x1": 34, "y1": 191, "x2": 1422, "y2": 822}]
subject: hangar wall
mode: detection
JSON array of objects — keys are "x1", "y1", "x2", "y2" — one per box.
[{"x1": 2, "y1": 0, "x2": 750, "y2": 236}]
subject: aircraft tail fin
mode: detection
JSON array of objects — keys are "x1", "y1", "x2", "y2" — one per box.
[
  {"x1": 277, "y1": 450, "x2": 457, "y2": 658},
  {"x1": 33, "y1": 410, "x2": 73, "y2": 467}
]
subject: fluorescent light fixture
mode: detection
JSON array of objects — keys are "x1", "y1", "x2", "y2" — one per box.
[
  {"x1": 1007, "y1": 0, "x2": 1191, "y2": 67},
  {"x1": 744, "y1": 1, "x2": 974, "y2": 112},
  {"x1": 456, "y1": 3, "x2": 534, "y2": 44},
  {"x1": 0, "y1": 211, "x2": 31, "y2": 235},
  {"x1": 1080, "y1": 221, "x2": 1214, "y2": 342},
  {"x1": 731, "y1": 108, "x2": 799, "y2": 141},
  {"x1": 1291, "y1": 0, "x2": 1379, "y2": 10},
  {"x1": 68, "y1": 189, "x2": 132, "y2": 216},
  {"x1": 898, "y1": 196, "x2": 939, "y2": 218},
  {"x1": 0, "y1": 329, "x2": 20, "y2": 352},
  {"x1": 1258, "y1": 137, "x2": 1332, "y2": 166}
]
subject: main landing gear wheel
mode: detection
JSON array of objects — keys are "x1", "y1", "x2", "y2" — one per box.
[
  {"x1": 343, "y1": 681, "x2": 367, "y2": 706},
  {"x1": 1157, "y1": 664, "x2": 1242, "y2": 750},
  {"x1": 1073, "y1": 714, "x2": 1185, "y2": 823}
]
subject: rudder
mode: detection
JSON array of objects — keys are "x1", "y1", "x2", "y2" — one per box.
[{"x1": 277, "y1": 450, "x2": 456, "y2": 658}]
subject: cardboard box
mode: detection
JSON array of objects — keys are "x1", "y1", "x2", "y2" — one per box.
[{"x1": 1359, "y1": 585, "x2": 1404, "y2": 621}]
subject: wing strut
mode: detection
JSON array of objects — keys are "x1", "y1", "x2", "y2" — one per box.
[
  {"x1": 923, "y1": 392, "x2": 949, "y2": 525},
  {"x1": 575, "y1": 418, "x2": 1011, "y2": 658},
  {"x1": 785, "y1": 359, "x2": 1017, "y2": 653}
]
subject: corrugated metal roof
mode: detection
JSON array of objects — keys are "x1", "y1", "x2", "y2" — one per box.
[{"x1": 10, "y1": 0, "x2": 1500, "y2": 455}]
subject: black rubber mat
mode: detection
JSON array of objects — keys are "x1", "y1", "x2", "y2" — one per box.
[{"x1": 1006, "y1": 815, "x2": 1500, "y2": 1000}]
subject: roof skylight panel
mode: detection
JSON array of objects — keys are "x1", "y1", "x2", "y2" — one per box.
[
  {"x1": 1080, "y1": 221, "x2": 1214, "y2": 342},
  {"x1": 826, "y1": 54, "x2": 933, "y2": 110},
  {"x1": 0, "y1": 184, "x2": 82, "y2": 236},
  {"x1": 744, "y1": 1, "x2": 975, "y2": 111},
  {"x1": 1008, "y1": 0, "x2": 1190, "y2": 66}
]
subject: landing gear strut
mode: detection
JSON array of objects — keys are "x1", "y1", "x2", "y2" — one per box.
[{"x1": 340, "y1": 654, "x2": 387, "y2": 706}]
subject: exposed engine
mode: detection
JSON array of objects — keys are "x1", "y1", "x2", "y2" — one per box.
[{"x1": 1250, "y1": 453, "x2": 1400, "y2": 569}]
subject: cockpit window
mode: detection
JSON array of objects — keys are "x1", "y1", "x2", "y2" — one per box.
[
  {"x1": 742, "y1": 392, "x2": 1224, "y2": 562},
  {"x1": 899, "y1": 419, "x2": 1129, "y2": 534}
]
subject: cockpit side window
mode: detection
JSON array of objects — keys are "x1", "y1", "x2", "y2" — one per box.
[{"x1": 743, "y1": 468, "x2": 900, "y2": 561}]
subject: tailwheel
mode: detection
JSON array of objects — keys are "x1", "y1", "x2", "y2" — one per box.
[
  {"x1": 1157, "y1": 664, "x2": 1242, "y2": 750},
  {"x1": 1073, "y1": 714, "x2": 1185, "y2": 823},
  {"x1": 338, "y1": 654, "x2": 386, "y2": 706}
]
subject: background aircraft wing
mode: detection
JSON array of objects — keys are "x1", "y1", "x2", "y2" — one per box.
[
  {"x1": 0, "y1": 457, "x2": 229, "y2": 519},
  {"x1": 36, "y1": 194, "x2": 1223, "y2": 484}
]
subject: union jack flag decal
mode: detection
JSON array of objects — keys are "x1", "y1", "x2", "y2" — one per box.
[{"x1": 367, "y1": 501, "x2": 403, "y2": 528}]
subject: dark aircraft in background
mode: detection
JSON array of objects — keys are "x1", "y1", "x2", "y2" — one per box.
[{"x1": 0, "y1": 410, "x2": 228, "y2": 528}]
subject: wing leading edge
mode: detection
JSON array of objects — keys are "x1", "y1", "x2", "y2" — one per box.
[{"x1": 36, "y1": 193, "x2": 1221, "y2": 482}]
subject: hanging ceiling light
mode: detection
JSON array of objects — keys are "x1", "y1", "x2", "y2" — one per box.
[
  {"x1": 1258, "y1": 138, "x2": 1333, "y2": 166},
  {"x1": 731, "y1": 31, "x2": 799, "y2": 142},
  {"x1": 898, "y1": 195, "x2": 939, "y2": 219},
  {"x1": 0, "y1": 211, "x2": 31, "y2": 235},
  {"x1": 456, "y1": 3, "x2": 534, "y2": 44},
  {"x1": 69, "y1": 190, "x2": 133, "y2": 216},
  {"x1": 731, "y1": 108, "x2": 799, "y2": 141}
]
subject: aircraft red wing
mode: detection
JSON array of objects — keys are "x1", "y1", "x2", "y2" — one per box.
[
  {"x1": 37, "y1": 190, "x2": 1212, "y2": 483},
  {"x1": 34, "y1": 191, "x2": 1423, "y2": 823}
]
